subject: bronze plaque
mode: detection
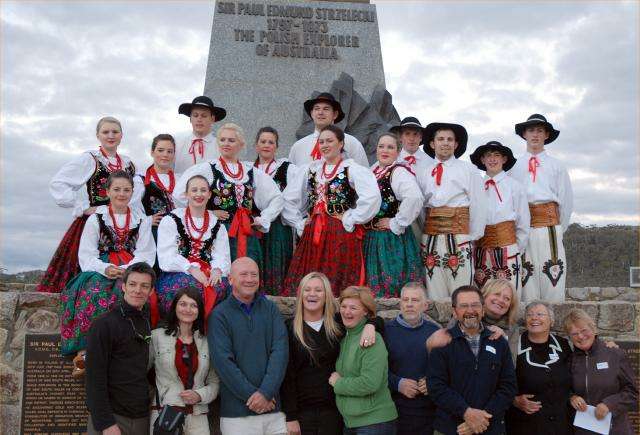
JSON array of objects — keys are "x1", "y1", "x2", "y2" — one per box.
[
  {"x1": 20, "y1": 333, "x2": 87, "y2": 434},
  {"x1": 619, "y1": 341, "x2": 640, "y2": 433}
]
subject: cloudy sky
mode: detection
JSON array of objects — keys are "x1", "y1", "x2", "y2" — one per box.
[{"x1": 1, "y1": 1, "x2": 638, "y2": 272}]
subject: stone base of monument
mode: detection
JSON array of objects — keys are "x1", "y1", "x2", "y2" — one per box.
[{"x1": 1, "y1": 287, "x2": 638, "y2": 435}]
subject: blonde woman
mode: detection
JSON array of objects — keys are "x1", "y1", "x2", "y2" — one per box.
[
  {"x1": 173, "y1": 123, "x2": 284, "y2": 265},
  {"x1": 281, "y1": 273, "x2": 380, "y2": 435},
  {"x1": 566, "y1": 309, "x2": 638, "y2": 435}
]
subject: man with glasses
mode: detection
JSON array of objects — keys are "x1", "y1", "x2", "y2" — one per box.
[
  {"x1": 85, "y1": 262, "x2": 156, "y2": 435},
  {"x1": 428, "y1": 285, "x2": 516, "y2": 435}
]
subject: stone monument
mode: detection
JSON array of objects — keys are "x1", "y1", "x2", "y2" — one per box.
[{"x1": 204, "y1": 0, "x2": 398, "y2": 160}]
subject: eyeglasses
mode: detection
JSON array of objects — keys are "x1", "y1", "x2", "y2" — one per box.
[
  {"x1": 455, "y1": 303, "x2": 482, "y2": 310},
  {"x1": 126, "y1": 316, "x2": 151, "y2": 343},
  {"x1": 526, "y1": 312, "x2": 549, "y2": 319},
  {"x1": 569, "y1": 328, "x2": 592, "y2": 339}
]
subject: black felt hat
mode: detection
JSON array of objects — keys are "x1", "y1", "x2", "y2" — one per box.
[
  {"x1": 515, "y1": 114, "x2": 560, "y2": 144},
  {"x1": 389, "y1": 116, "x2": 425, "y2": 135},
  {"x1": 178, "y1": 96, "x2": 227, "y2": 121},
  {"x1": 303, "y1": 92, "x2": 345, "y2": 123},
  {"x1": 422, "y1": 122, "x2": 468, "y2": 158},
  {"x1": 470, "y1": 141, "x2": 517, "y2": 172}
]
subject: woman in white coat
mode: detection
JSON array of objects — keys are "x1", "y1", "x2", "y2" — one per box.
[{"x1": 150, "y1": 286, "x2": 219, "y2": 435}]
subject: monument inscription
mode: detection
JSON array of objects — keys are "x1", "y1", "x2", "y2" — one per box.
[
  {"x1": 619, "y1": 341, "x2": 640, "y2": 433},
  {"x1": 20, "y1": 334, "x2": 87, "y2": 435}
]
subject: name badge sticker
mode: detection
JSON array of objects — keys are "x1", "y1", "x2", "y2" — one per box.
[
  {"x1": 549, "y1": 353, "x2": 559, "y2": 361},
  {"x1": 485, "y1": 345, "x2": 496, "y2": 354},
  {"x1": 597, "y1": 362, "x2": 609, "y2": 370}
]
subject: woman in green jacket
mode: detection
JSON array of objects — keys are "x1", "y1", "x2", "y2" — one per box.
[{"x1": 329, "y1": 286, "x2": 398, "y2": 434}]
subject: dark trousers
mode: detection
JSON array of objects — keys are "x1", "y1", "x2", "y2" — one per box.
[
  {"x1": 298, "y1": 406, "x2": 343, "y2": 435},
  {"x1": 343, "y1": 420, "x2": 397, "y2": 435},
  {"x1": 396, "y1": 409, "x2": 434, "y2": 435},
  {"x1": 87, "y1": 413, "x2": 149, "y2": 435}
]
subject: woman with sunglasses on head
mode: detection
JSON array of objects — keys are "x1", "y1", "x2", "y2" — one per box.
[
  {"x1": 281, "y1": 272, "x2": 381, "y2": 435},
  {"x1": 282, "y1": 125, "x2": 381, "y2": 296},
  {"x1": 156, "y1": 175, "x2": 231, "y2": 318},
  {"x1": 253, "y1": 126, "x2": 298, "y2": 295},
  {"x1": 39, "y1": 116, "x2": 142, "y2": 293},
  {"x1": 150, "y1": 287, "x2": 220, "y2": 435},
  {"x1": 60, "y1": 170, "x2": 155, "y2": 377}
]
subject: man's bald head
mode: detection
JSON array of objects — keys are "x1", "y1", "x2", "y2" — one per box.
[{"x1": 229, "y1": 257, "x2": 260, "y2": 301}]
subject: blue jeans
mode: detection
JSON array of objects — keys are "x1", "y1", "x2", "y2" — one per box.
[{"x1": 343, "y1": 420, "x2": 397, "y2": 435}]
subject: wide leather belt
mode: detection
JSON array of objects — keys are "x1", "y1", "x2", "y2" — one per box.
[
  {"x1": 529, "y1": 202, "x2": 560, "y2": 228},
  {"x1": 477, "y1": 220, "x2": 516, "y2": 248},
  {"x1": 423, "y1": 206, "x2": 470, "y2": 235}
]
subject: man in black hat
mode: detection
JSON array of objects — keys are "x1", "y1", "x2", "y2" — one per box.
[
  {"x1": 469, "y1": 141, "x2": 530, "y2": 289},
  {"x1": 509, "y1": 114, "x2": 573, "y2": 302},
  {"x1": 390, "y1": 116, "x2": 434, "y2": 171},
  {"x1": 418, "y1": 123, "x2": 487, "y2": 301},
  {"x1": 288, "y1": 92, "x2": 368, "y2": 167},
  {"x1": 174, "y1": 95, "x2": 227, "y2": 174}
]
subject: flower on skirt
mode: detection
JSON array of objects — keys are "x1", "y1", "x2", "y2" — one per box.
[{"x1": 98, "y1": 299, "x2": 109, "y2": 308}]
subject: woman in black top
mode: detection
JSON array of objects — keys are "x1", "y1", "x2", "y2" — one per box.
[
  {"x1": 281, "y1": 272, "x2": 382, "y2": 435},
  {"x1": 506, "y1": 301, "x2": 573, "y2": 435}
]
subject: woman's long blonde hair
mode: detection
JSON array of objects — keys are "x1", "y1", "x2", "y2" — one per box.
[{"x1": 293, "y1": 272, "x2": 342, "y2": 353}]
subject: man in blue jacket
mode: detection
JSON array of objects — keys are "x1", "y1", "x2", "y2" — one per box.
[
  {"x1": 209, "y1": 257, "x2": 289, "y2": 435},
  {"x1": 428, "y1": 285, "x2": 516, "y2": 435},
  {"x1": 386, "y1": 282, "x2": 441, "y2": 435}
]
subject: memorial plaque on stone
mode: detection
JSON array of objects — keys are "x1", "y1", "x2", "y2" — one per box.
[
  {"x1": 204, "y1": 0, "x2": 387, "y2": 157},
  {"x1": 20, "y1": 333, "x2": 87, "y2": 435},
  {"x1": 618, "y1": 340, "x2": 640, "y2": 433}
]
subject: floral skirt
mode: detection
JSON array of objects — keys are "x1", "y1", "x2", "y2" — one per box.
[
  {"x1": 155, "y1": 272, "x2": 230, "y2": 317},
  {"x1": 364, "y1": 229, "x2": 424, "y2": 298},
  {"x1": 261, "y1": 218, "x2": 294, "y2": 296},
  {"x1": 37, "y1": 216, "x2": 89, "y2": 293},
  {"x1": 283, "y1": 215, "x2": 364, "y2": 297},
  {"x1": 60, "y1": 271, "x2": 121, "y2": 355}
]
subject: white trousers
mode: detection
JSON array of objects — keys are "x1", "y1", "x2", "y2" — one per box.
[
  {"x1": 220, "y1": 412, "x2": 286, "y2": 435},
  {"x1": 520, "y1": 225, "x2": 566, "y2": 303},
  {"x1": 150, "y1": 410, "x2": 210, "y2": 435},
  {"x1": 473, "y1": 243, "x2": 520, "y2": 292},
  {"x1": 421, "y1": 233, "x2": 473, "y2": 301}
]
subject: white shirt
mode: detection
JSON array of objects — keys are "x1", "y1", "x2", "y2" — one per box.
[
  {"x1": 417, "y1": 158, "x2": 487, "y2": 241},
  {"x1": 173, "y1": 160, "x2": 284, "y2": 232},
  {"x1": 78, "y1": 206, "x2": 155, "y2": 276},
  {"x1": 254, "y1": 158, "x2": 299, "y2": 188},
  {"x1": 482, "y1": 171, "x2": 530, "y2": 253},
  {"x1": 509, "y1": 151, "x2": 573, "y2": 231},
  {"x1": 288, "y1": 130, "x2": 369, "y2": 167},
  {"x1": 174, "y1": 131, "x2": 219, "y2": 176},
  {"x1": 398, "y1": 148, "x2": 434, "y2": 173},
  {"x1": 49, "y1": 150, "x2": 143, "y2": 218},
  {"x1": 282, "y1": 159, "x2": 381, "y2": 236},
  {"x1": 157, "y1": 208, "x2": 231, "y2": 275},
  {"x1": 370, "y1": 163, "x2": 424, "y2": 236}
]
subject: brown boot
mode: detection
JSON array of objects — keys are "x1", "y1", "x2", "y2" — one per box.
[{"x1": 72, "y1": 350, "x2": 86, "y2": 379}]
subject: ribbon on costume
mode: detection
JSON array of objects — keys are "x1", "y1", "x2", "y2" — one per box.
[
  {"x1": 189, "y1": 138, "x2": 205, "y2": 165},
  {"x1": 189, "y1": 257, "x2": 218, "y2": 326},
  {"x1": 108, "y1": 250, "x2": 134, "y2": 266},
  {"x1": 431, "y1": 163, "x2": 443, "y2": 186},
  {"x1": 354, "y1": 225, "x2": 366, "y2": 286},
  {"x1": 148, "y1": 290, "x2": 160, "y2": 328},
  {"x1": 228, "y1": 207, "x2": 253, "y2": 258},
  {"x1": 485, "y1": 179, "x2": 503, "y2": 202},
  {"x1": 312, "y1": 201, "x2": 327, "y2": 246},
  {"x1": 310, "y1": 137, "x2": 322, "y2": 160},
  {"x1": 528, "y1": 156, "x2": 539, "y2": 183},
  {"x1": 404, "y1": 155, "x2": 416, "y2": 165}
]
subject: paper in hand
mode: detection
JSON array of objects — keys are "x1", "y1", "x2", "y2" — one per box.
[{"x1": 573, "y1": 405, "x2": 612, "y2": 435}]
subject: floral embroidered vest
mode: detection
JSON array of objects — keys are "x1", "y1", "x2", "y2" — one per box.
[
  {"x1": 86, "y1": 154, "x2": 136, "y2": 207},
  {"x1": 96, "y1": 214, "x2": 140, "y2": 256},
  {"x1": 207, "y1": 164, "x2": 258, "y2": 217},
  {"x1": 272, "y1": 161, "x2": 290, "y2": 192},
  {"x1": 373, "y1": 165, "x2": 401, "y2": 220},
  {"x1": 168, "y1": 213, "x2": 221, "y2": 263},
  {"x1": 307, "y1": 167, "x2": 357, "y2": 215},
  {"x1": 141, "y1": 176, "x2": 174, "y2": 216}
]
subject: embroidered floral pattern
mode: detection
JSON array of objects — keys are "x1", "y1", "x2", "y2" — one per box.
[
  {"x1": 208, "y1": 164, "x2": 255, "y2": 215},
  {"x1": 86, "y1": 157, "x2": 135, "y2": 207},
  {"x1": 521, "y1": 258, "x2": 534, "y2": 288},
  {"x1": 542, "y1": 258, "x2": 564, "y2": 287},
  {"x1": 307, "y1": 167, "x2": 357, "y2": 214},
  {"x1": 96, "y1": 214, "x2": 140, "y2": 256},
  {"x1": 422, "y1": 251, "x2": 441, "y2": 279},
  {"x1": 443, "y1": 251, "x2": 465, "y2": 278},
  {"x1": 168, "y1": 213, "x2": 219, "y2": 263}
]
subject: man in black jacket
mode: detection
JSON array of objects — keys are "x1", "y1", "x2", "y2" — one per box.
[
  {"x1": 428, "y1": 285, "x2": 516, "y2": 435},
  {"x1": 85, "y1": 262, "x2": 155, "y2": 435}
]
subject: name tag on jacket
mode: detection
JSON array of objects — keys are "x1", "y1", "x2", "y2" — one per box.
[{"x1": 596, "y1": 362, "x2": 609, "y2": 370}]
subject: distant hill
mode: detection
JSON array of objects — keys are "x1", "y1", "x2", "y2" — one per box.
[{"x1": 2, "y1": 224, "x2": 638, "y2": 287}]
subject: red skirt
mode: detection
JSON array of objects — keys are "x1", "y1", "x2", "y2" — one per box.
[
  {"x1": 283, "y1": 214, "x2": 364, "y2": 297},
  {"x1": 37, "y1": 215, "x2": 88, "y2": 293}
]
